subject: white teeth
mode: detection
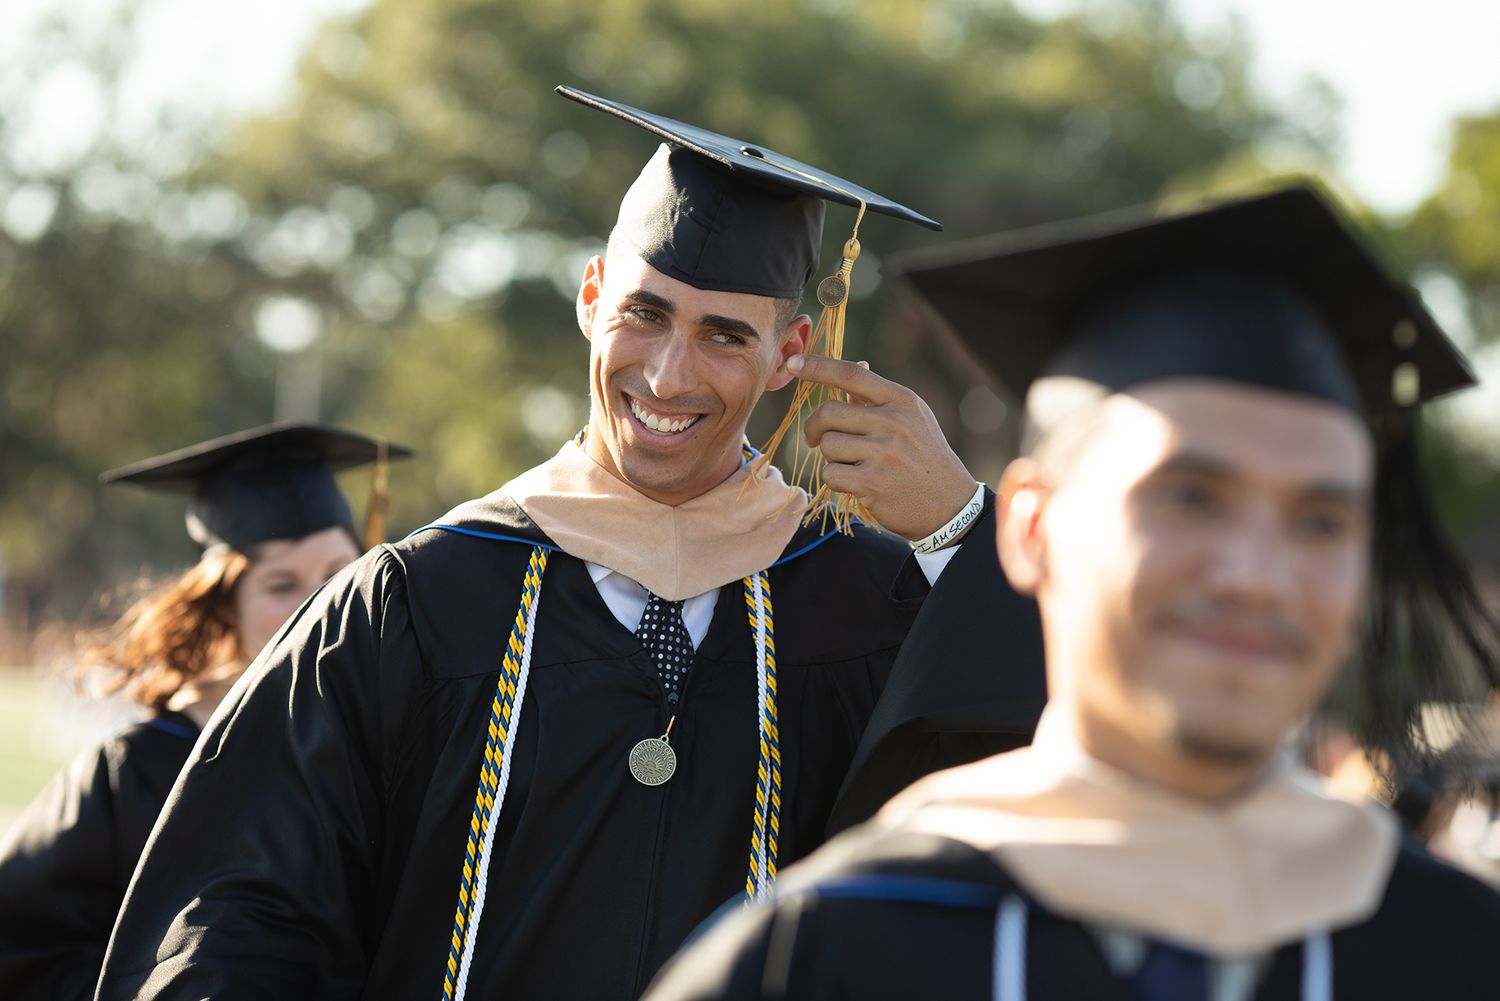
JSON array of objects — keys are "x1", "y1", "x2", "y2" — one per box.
[{"x1": 629, "y1": 397, "x2": 699, "y2": 435}]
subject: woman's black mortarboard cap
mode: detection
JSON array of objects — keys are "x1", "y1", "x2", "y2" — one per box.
[
  {"x1": 887, "y1": 182, "x2": 1500, "y2": 782},
  {"x1": 102, "y1": 422, "x2": 413, "y2": 552}
]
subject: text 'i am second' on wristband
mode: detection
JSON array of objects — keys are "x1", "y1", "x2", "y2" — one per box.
[{"x1": 910, "y1": 482, "x2": 986, "y2": 554}]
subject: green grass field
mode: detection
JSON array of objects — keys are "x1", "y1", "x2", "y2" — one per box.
[{"x1": 0, "y1": 668, "x2": 107, "y2": 837}]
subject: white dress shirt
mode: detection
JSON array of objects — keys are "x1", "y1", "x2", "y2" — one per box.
[{"x1": 586, "y1": 545, "x2": 960, "y2": 649}]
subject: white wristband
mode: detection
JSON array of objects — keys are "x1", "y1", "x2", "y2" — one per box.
[{"x1": 909, "y1": 482, "x2": 986, "y2": 555}]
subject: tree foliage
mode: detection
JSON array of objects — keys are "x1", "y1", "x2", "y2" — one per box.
[
  {"x1": 2, "y1": 0, "x2": 1328, "y2": 637},
  {"x1": 1396, "y1": 109, "x2": 1500, "y2": 536},
  {"x1": 1409, "y1": 111, "x2": 1500, "y2": 342}
]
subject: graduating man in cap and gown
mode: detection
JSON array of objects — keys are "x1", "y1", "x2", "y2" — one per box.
[
  {"x1": 96, "y1": 88, "x2": 1042, "y2": 1000},
  {"x1": 642, "y1": 185, "x2": 1500, "y2": 1001},
  {"x1": 0, "y1": 423, "x2": 408, "y2": 1000}
]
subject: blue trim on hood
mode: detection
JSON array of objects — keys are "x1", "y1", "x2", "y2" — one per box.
[
  {"x1": 406, "y1": 524, "x2": 560, "y2": 551},
  {"x1": 145, "y1": 717, "x2": 199, "y2": 740},
  {"x1": 409, "y1": 520, "x2": 853, "y2": 568}
]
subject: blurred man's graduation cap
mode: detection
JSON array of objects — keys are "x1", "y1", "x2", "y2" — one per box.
[
  {"x1": 885, "y1": 184, "x2": 1471, "y2": 415},
  {"x1": 102, "y1": 422, "x2": 413, "y2": 552},
  {"x1": 558, "y1": 84, "x2": 942, "y2": 527},
  {"x1": 887, "y1": 182, "x2": 1500, "y2": 779}
]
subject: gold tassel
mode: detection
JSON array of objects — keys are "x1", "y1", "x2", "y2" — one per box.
[
  {"x1": 752, "y1": 202, "x2": 874, "y2": 534},
  {"x1": 362, "y1": 441, "x2": 391, "y2": 549}
]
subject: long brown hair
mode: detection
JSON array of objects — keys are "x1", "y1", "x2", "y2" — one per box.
[{"x1": 78, "y1": 548, "x2": 252, "y2": 710}]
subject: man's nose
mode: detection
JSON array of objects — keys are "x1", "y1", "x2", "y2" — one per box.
[
  {"x1": 1203, "y1": 504, "x2": 1297, "y2": 605},
  {"x1": 642, "y1": 333, "x2": 697, "y2": 400}
]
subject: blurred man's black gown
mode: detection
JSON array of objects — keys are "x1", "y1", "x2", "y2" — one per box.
[
  {"x1": 96, "y1": 492, "x2": 1043, "y2": 1000},
  {"x1": 642, "y1": 825, "x2": 1500, "y2": 1000},
  {"x1": 0, "y1": 713, "x2": 197, "y2": 1000}
]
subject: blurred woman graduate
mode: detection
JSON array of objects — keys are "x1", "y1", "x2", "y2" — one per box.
[{"x1": 0, "y1": 422, "x2": 409, "y2": 1000}]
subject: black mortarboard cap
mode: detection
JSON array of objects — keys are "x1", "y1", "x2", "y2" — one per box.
[
  {"x1": 891, "y1": 183, "x2": 1500, "y2": 785},
  {"x1": 102, "y1": 422, "x2": 413, "y2": 552},
  {"x1": 885, "y1": 184, "x2": 1473, "y2": 415},
  {"x1": 558, "y1": 85, "x2": 941, "y2": 299}
]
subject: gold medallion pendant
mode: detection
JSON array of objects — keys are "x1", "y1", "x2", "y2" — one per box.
[
  {"x1": 629, "y1": 736, "x2": 676, "y2": 786},
  {"x1": 630, "y1": 716, "x2": 678, "y2": 786}
]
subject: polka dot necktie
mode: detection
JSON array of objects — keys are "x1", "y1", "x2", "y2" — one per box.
[{"x1": 636, "y1": 592, "x2": 695, "y2": 707}]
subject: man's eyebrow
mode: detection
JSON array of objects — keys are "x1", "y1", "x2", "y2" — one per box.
[
  {"x1": 1151, "y1": 452, "x2": 1370, "y2": 506},
  {"x1": 620, "y1": 289, "x2": 762, "y2": 342},
  {"x1": 698, "y1": 314, "x2": 762, "y2": 342},
  {"x1": 622, "y1": 289, "x2": 675, "y2": 313},
  {"x1": 1298, "y1": 482, "x2": 1372, "y2": 508},
  {"x1": 1152, "y1": 453, "x2": 1235, "y2": 480}
]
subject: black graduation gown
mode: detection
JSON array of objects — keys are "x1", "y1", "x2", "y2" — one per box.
[
  {"x1": 0, "y1": 711, "x2": 198, "y2": 1000},
  {"x1": 97, "y1": 492, "x2": 1039, "y2": 1000},
  {"x1": 830, "y1": 523, "x2": 1047, "y2": 830},
  {"x1": 643, "y1": 824, "x2": 1500, "y2": 1000}
]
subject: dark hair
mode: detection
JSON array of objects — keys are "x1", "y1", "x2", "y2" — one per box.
[
  {"x1": 1342, "y1": 416, "x2": 1500, "y2": 780},
  {"x1": 771, "y1": 294, "x2": 803, "y2": 332},
  {"x1": 604, "y1": 230, "x2": 805, "y2": 336}
]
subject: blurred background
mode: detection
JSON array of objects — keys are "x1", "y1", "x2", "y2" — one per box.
[{"x1": 4, "y1": 0, "x2": 1500, "y2": 833}]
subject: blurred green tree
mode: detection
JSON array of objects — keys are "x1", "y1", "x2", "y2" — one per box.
[
  {"x1": 1397, "y1": 109, "x2": 1500, "y2": 539},
  {"x1": 193, "y1": 0, "x2": 1327, "y2": 509},
  {"x1": 1408, "y1": 112, "x2": 1500, "y2": 342},
  {"x1": 0, "y1": 5, "x2": 282, "y2": 652}
]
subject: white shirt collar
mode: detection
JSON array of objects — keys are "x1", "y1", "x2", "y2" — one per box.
[{"x1": 586, "y1": 561, "x2": 636, "y2": 588}]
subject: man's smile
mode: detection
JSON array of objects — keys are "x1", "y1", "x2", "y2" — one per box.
[{"x1": 626, "y1": 393, "x2": 705, "y2": 436}]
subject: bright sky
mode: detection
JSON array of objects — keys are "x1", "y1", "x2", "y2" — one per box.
[
  {"x1": 1016, "y1": 0, "x2": 1500, "y2": 215},
  {"x1": 1203, "y1": 0, "x2": 1500, "y2": 215},
  {"x1": 1015, "y1": 0, "x2": 1500, "y2": 444},
  {"x1": 0, "y1": 0, "x2": 365, "y2": 167}
]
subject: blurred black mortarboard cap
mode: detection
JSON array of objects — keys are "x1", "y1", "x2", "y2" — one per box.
[
  {"x1": 885, "y1": 184, "x2": 1473, "y2": 415},
  {"x1": 558, "y1": 84, "x2": 941, "y2": 299},
  {"x1": 891, "y1": 182, "x2": 1500, "y2": 785},
  {"x1": 102, "y1": 422, "x2": 413, "y2": 552}
]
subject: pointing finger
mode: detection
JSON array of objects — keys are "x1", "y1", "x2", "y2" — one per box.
[{"x1": 786, "y1": 354, "x2": 899, "y2": 405}]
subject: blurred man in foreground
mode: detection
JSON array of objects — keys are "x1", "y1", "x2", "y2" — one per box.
[{"x1": 644, "y1": 185, "x2": 1500, "y2": 1000}]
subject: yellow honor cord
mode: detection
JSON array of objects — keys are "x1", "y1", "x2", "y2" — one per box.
[
  {"x1": 750, "y1": 167, "x2": 875, "y2": 533},
  {"x1": 440, "y1": 541, "x2": 784, "y2": 995},
  {"x1": 443, "y1": 546, "x2": 548, "y2": 1000},
  {"x1": 362, "y1": 440, "x2": 391, "y2": 549},
  {"x1": 742, "y1": 569, "x2": 781, "y2": 903}
]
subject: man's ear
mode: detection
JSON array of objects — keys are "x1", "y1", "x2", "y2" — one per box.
[
  {"x1": 996, "y1": 457, "x2": 1050, "y2": 597},
  {"x1": 576, "y1": 255, "x2": 605, "y2": 340},
  {"x1": 765, "y1": 314, "x2": 813, "y2": 392}
]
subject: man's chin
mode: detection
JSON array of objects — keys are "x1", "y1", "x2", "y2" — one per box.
[
  {"x1": 1171, "y1": 727, "x2": 1278, "y2": 768},
  {"x1": 616, "y1": 456, "x2": 721, "y2": 504}
]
